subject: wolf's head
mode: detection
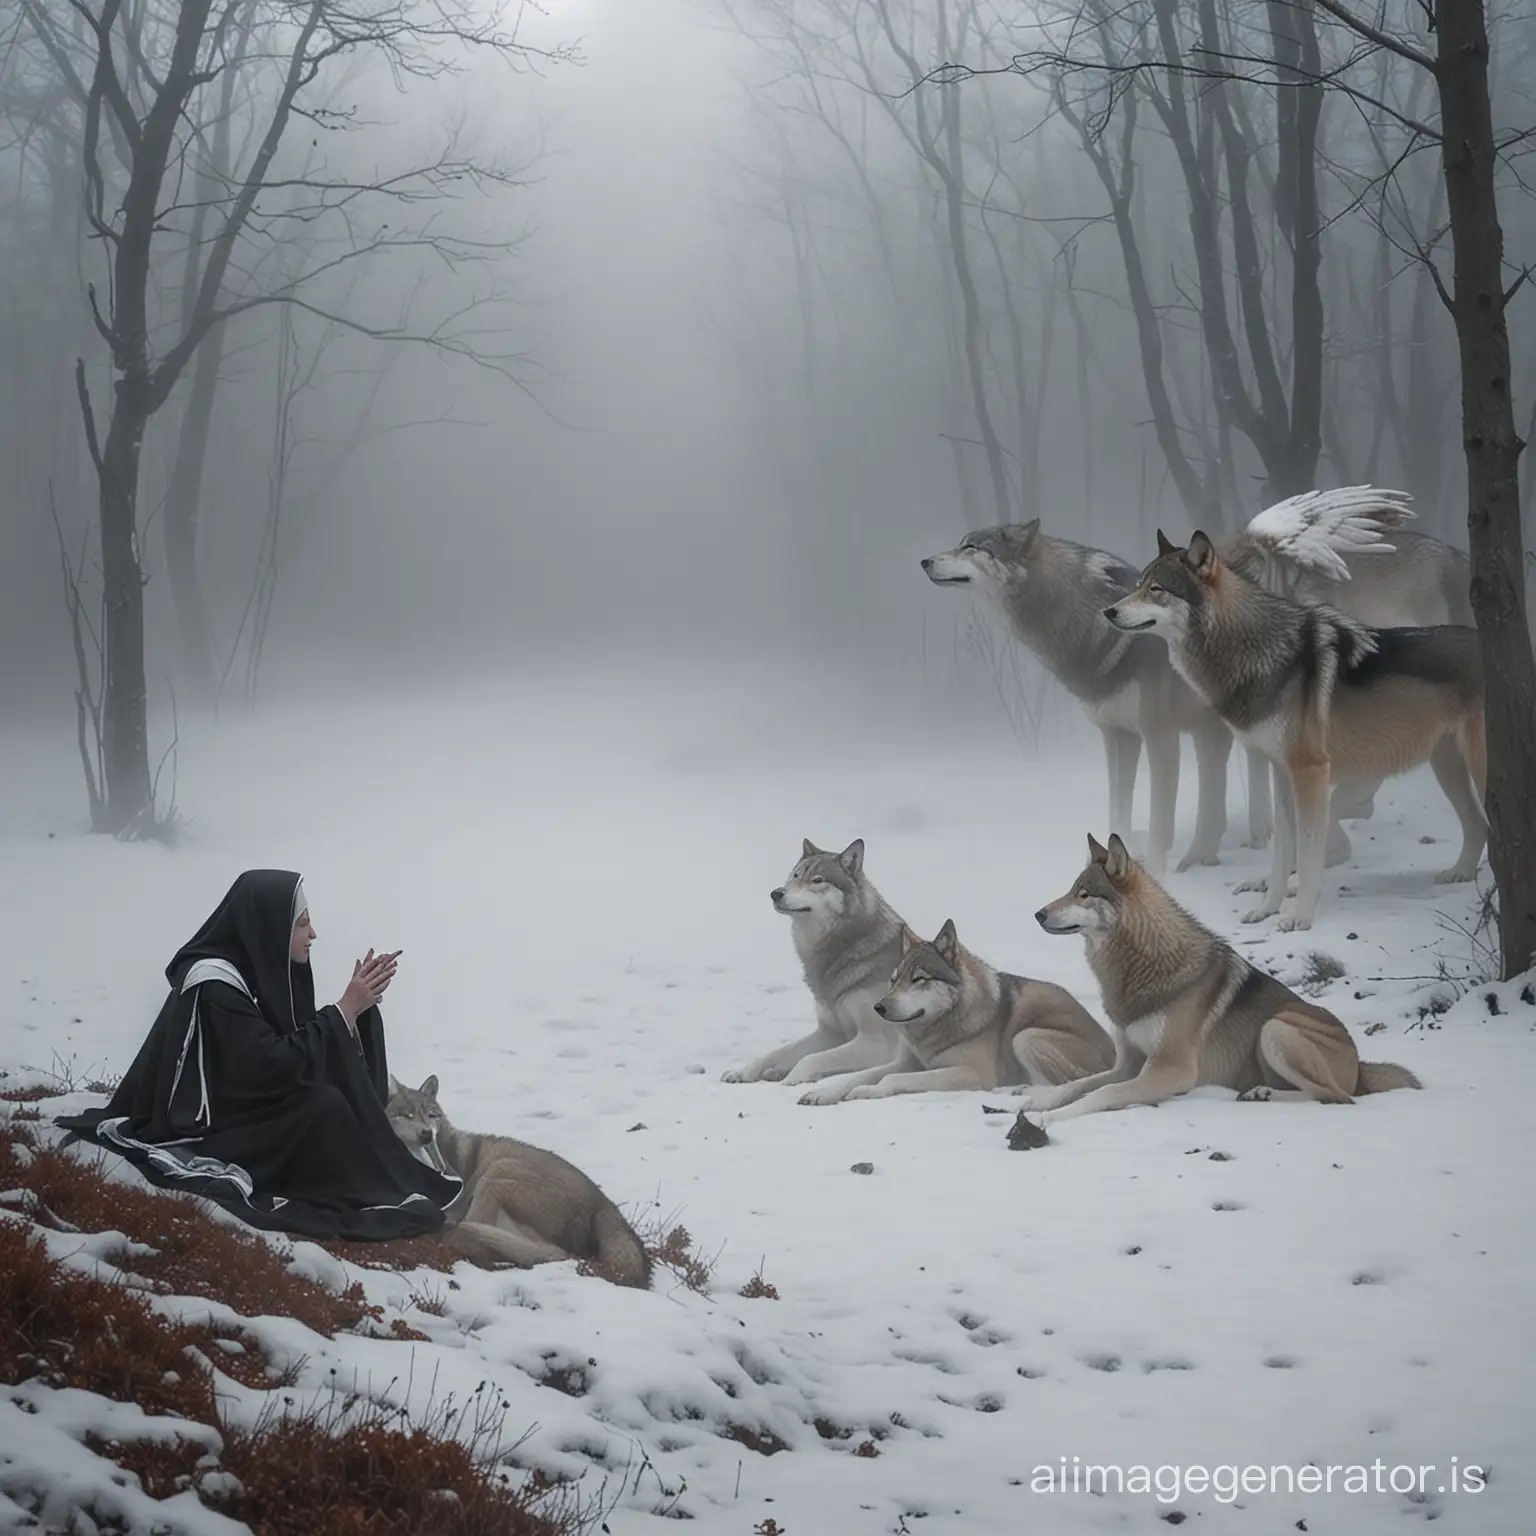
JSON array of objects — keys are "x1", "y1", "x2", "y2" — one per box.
[
  {"x1": 1103, "y1": 529, "x2": 1222, "y2": 640},
  {"x1": 1035, "y1": 834, "x2": 1142, "y2": 941},
  {"x1": 874, "y1": 919, "x2": 962, "y2": 1025},
  {"x1": 385, "y1": 1073, "x2": 450, "y2": 1172},
  {"x1": 771, "y1": 838, "x2": 869, "y2": 923},
  {"x1": 921, "y1": 519, "x2": 1041, "y2": 592}
]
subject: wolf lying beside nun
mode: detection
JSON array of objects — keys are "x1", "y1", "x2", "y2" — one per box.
[
  {"x1": 58, "y1": 490, "x2": 1454, "y2": 1286},
  {"x1": 58, "y1": 869, "x2": 651, "y2": 1288}
]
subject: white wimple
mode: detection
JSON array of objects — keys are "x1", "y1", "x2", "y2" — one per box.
[{"x1": 1244, "y1": 485, "x2": 1416, "y2": 583}]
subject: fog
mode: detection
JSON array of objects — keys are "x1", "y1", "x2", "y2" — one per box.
[{"x1": 1, "y1": 0, "x2": 1532, "y2": 775}]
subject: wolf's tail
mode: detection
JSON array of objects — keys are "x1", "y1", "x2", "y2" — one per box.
[
  {"x1": 590, "y1": 1200, "x2": 653, "y2": 1289},
  {"x1": 1356, "y1": 1060, "x2": 1423, "y2": 1094}
]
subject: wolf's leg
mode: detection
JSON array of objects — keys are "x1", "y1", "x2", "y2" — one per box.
[
  {"x1": 783, "y1": 1032, "x2": 900, "y2": 1086},
  {"x1": 1180, "y1": 719, "x2": 1230, "y2": 869},
  {"x1": 798, "y1": 1054, "x2": 915, "y2": 1106},
  {"x1": 447, "y1": 1219, "x2": 571, "y2": 1269},
  {"x1": 1014, "y1": 1027, "x2": 1114, "y2": 1086},
  {"x1": 1429, "y1": 732, "x2": 1489, "y2": 883},
  {"x1": 723, "y1": 1028, "x2": 840, "y2": 1084},
  {"x1": 1037, "y1": 1058, "x2": 1200, "y2": 1124},
  {"x1": 1243, "y1": 766, "x2": 1295, "y2": 922},
  {"x1": 1246, "y1": 748, "x2": 1274, "y2": 848},
  {"x1": 845, "y1": 1065, "x2": 985, "y2": 1100},
  {"x1": 1102, "y1": 727, "x2": 1139, "y2": 845},
  {"x1": 1250, "y1": 1014, "x2": 1355, "y2": 1103},
  {"x1": 458, "y1": 1193, "x2": 573, "y2": 1264},
  {"x1": 1282, "y1": 761, "x2": 1333, "y2": 931},
  {"x1": 1141, "y1": 727, "x2": 1179, "y2": 876},
  {"x1": 1013, "y1": 1047, "x2": 1138, "y2": 1110}
]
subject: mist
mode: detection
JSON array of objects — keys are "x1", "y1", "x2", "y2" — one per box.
[{"x1": 5, "y1": 0, "x2": 1529, "y2": 752}]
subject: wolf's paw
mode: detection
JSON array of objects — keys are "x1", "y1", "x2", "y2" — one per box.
[
  {"x1": 1435, "y1": 867, "x2": 1476, "y2": 885},
  {"x1": 1276, "y1": 914, "x2": 1313, "y2": 933},
  {"x1": 843, "y1": 1084, "x2": 883, "y2": 1102},
  {"x1": 759, "y1": 1064, "x2": 790, "y2": 1082},
  {"x1": 1238, "y1": 1086, "x2": 1274, "y2": 1103},
  {"x1": 1241, "y1": 906, "x2": 1277, "y2": 926},
  {"x1": 1232, "y1": 876, "x2": 1272, "y2": 894},
  {"x1": 720, "y1": 1068, "x2": 753, "y2": 1084},
  {"x1": 1325, "y1": 838, "x2": 1352, "y2": 869},
  {"x1": 1246, "y1": 823, "x2": 1273, "y2": 850},
  {"x1": 798, "y1": 1084, "x2": 847, "y2": 1107},
  {"x1": 1177, "y1": 847, "x2": 1222, "y2": 872}
]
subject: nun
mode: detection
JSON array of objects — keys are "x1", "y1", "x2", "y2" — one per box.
[{"x1": 58, "y1": 869, "x2": 460, "y2": 1240}]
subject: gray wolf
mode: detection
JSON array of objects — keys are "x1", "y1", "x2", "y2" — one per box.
[
  {"x1": 386, "y1": 1074, "x2": 651, "y2": 1288},
  {"x1": 807, "y1": 918, "x2": 1113, "y2": 1101},
  {"x1": 1217, "y1": 487, "x2": 1473, "y2": 852},
  {"x1": 1025, "y1": 833, "x2": 1421, "y2": 1123},
  {"x1": 1105, "y1": 531, "x2": 1486, "y2": 930},
  {"x1": 922, "y1": 521, "x2": 1232, "y2": 873},
  {"x1": 722, "y1": 838, "x2": 907, "y2": 1103}
]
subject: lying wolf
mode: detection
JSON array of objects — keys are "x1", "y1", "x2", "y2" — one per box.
[
  {"x1": 799, "y1": 918, "x2": 1113, "y2": 1102},
  {"x1": 1028, "y1": 833, "x2": 1421, "y2": 1124},
  {"x1": 386, "y1": 1074, "x2": 651, "y2": 1288}
]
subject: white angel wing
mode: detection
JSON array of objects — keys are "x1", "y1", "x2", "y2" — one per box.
[{"x1": 1244, "y1": 486, "x2": 1415, "y2": 583}]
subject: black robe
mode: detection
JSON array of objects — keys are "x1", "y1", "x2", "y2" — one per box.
[{"x1": 57, "y1": 868, "x2": 460, "y2": 1241}]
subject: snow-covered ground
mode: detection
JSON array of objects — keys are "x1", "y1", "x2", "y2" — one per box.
[{"x1": 3, "y1": 660, "x2": 1532, "y2": 1534}]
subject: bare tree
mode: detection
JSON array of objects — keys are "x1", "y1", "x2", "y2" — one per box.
[{"x1": 18, "y1": 0, "x2": 567, "y2": 835}]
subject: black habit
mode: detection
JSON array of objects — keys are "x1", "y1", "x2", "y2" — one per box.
[{"x1": 57, "y1": 869, "x2": 460, "y2": 1240}]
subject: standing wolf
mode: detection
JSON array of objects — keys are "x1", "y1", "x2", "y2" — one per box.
[
  {"x1": 803, "y1": 918, "x2": 1113, "y2": 1102},
  {"x1": 923, "y1": 490, "x2": 1467, "y2": 871},
  {"x1": 1105, "y1": 531, "x2": 1486, "y2": 930},
  {"x1": 386, "y1": 1075, "x2": 651, "y2": 1288},
  {"x1": 922, "y1": 523, "x2": 1230, "y2": 874},
  {"x1": 722, "y1": 838, "x2": 907, "y2": 1102},
  {"x1": 1026, "y1": 833, "x2": 1420, "y2": 1124},
  {"x1": 1219, "y1": 490, "x2": 1472, "y2": 851}
]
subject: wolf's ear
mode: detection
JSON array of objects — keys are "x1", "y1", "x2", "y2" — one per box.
[
  {"x1": 1087, "y1": 833, "x2": 1110, "y2": 865},
  {"x1": 802, "y1": 837, "x2": 822, "y2": 858},
  {"x1": 900, "y1": 924, "x2": 922, "y2": 955},
  {"x1": 1187, "y1": 530, "x2": 1216, "y2": 574},
  {"x1": 1105, "y1": 834, "x2": 1133, "y2": 879},
  {"x1": 419, "y1": 1073, "x2": 439, "y2": 1099},
  {"x1": 1008, "y1": 517, "x2": 1041, "y2": 550},
  {"x1": 933, "y1": 918, "x2": 959, "y2": 963},
  {"x1": 837, "y1": 838, "x2": 865, "y2": 876},
  {"x1": 1155, "y1": 528, "x2": 1176, "y2": 557},
  {"x1": 387, "y1": 1073, "x2": 403, "y2": 1100}
]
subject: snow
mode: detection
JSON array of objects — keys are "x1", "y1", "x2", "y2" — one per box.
[{"x1": 2, "y1": 659, "x2": 1533, "y2": 1533}]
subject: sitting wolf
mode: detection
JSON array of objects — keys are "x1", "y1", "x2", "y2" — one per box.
[
  {"x1": 386, "y1": 1074, "x2": 651, "y2": 1288},
  {"x1": 721, "y1": 837, "x2": 909, "y2": 1100}
]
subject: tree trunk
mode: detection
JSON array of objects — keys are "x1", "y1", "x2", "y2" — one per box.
[
  {"x1": 937, "y1": 83, "x2": 1010, "y2": 523},
  {"x1": 1061, "y1": 82, "x2": 1209, "y2": 518},
  {"x1": 1437, "y1": 0, "x2": 1536, "y2": 976},
  {"x1": 97, "y1": 390, "x2": 153, "y2": 834},
  {"x1": 163, "y1": 325, "x2": 225, "y2": 706}
]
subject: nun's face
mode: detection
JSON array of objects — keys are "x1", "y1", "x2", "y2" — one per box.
[{"x1": 290, "y1": 909, "x2": 317, "y2": 963}]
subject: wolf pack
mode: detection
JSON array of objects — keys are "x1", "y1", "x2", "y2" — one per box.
[{"x1": 390, "y1": 486, "x2": 1472, "y2": 1282}]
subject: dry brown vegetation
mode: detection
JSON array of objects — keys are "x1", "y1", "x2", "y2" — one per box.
[{"x1": 1, "y1": 1118, "x2": 575, "y2": 1534}]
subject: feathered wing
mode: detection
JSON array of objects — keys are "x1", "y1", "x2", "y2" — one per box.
[{"x1": 1243, "y1": 486, "x2": 1415, "y2": 583}]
